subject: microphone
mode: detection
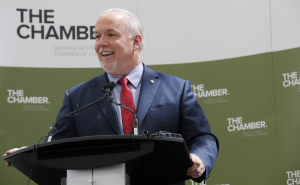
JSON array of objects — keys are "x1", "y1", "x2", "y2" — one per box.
[{"x1": 101, "y1": 82, "x2": 115, "y2": 93}]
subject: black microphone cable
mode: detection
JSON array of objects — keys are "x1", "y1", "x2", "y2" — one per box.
[
  {"x1": 27, "y1": 135, "x2": 56, "y2": 185},
  {"x1": 126, "y1": 135, "x2": 139, "y2": 185}
]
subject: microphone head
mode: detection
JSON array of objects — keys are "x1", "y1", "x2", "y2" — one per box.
[
  {"x1": 108, "y1": 82, "x2": 116, "y2": 90},
  {"x1": 104, "y1": 82, "x2": 116, "y2": 91}
]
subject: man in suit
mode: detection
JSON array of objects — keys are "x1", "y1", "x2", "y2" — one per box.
[{"x1": 4, "y1": 8, "x2": 218, "y2": 184}]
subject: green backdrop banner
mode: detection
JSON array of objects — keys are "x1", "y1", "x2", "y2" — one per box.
[{"x1": 273, "y1": 47, "x2": 300, "y2": 185}]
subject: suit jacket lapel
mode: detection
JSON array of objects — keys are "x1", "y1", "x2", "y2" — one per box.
[
  {"x1": 91, "y1": 74, "x2": 123, "y2": 135},
  {"x1": 136, "y1": 64, "x2": 160, "y2": 125}
]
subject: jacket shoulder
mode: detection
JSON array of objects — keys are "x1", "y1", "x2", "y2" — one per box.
[
  {"x1": 68, "y1": 73, "x2": 106, "y2": 94},
  {"x1": 143, "y1": 64, "x2": 187, "y2": 84}
]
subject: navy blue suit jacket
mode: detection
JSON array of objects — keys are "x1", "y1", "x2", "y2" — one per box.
[{"x1": 46, "y1": 64, "x2": 219, "y2": 185}]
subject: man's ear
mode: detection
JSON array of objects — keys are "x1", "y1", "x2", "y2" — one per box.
[{"x1": 133, "y1": 34, "x2": 142, "y2": 51}]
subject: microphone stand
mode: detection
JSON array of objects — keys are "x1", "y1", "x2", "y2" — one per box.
[
  {"x1": 47, "y1": 81, "x2": 139, "y2": 142},
  {"x1": 107, "y1": 96, "x2": 139, "y2": 135},
  {"x1": 47, "y1": 93, "x2": 109, "y2": 142}
]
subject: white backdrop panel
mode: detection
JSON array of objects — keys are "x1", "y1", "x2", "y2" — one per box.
[
  {"x1": 270, "y1": 0, "x2": 300, "y2": 51},
  {"x1": 3, "y1": 0, "x2": 297, "y2": 68},
  {"x1": 138, "y1": 0, "x2": 272, "y2": 65}
]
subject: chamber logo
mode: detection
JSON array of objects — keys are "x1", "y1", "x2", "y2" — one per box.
[
  {"x1": 227, "y1": 117, "x2": 267, "y2": 132},
  {"x1": 7, "y1": 89, "x2": 50, "y2": 104},
  {"x1": 191, "y1": 84, "x2": 229, "y2": 98},
  {"x1": 282, "y1": 72, "x2": 300, "y2": 87},
  {"x1": 286, "y1": 170, "x2": 300, "y2": 185},
  {"x1": 16, "y1": 9, "x2": 95, "y2": 40}
]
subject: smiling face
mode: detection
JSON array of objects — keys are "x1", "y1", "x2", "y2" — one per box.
[{"x1": 94, "y1": 11, "x2": 141, "y2": 77}]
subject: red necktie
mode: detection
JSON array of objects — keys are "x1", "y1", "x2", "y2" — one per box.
[{"x1": 118, "y1": 78, "x2": 136, "y2": 135}]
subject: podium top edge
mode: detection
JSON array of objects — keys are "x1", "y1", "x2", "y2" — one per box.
[{"x1": 4, "y1": 135, "x2": 185, "y2": 160}]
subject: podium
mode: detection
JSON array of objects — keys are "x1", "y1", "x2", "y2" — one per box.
[{"x1": 4, "y1": 135, "x2": 193, "y2": 185}]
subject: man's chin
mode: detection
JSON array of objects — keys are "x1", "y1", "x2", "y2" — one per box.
[{"x1": 101, "y1": 61, "x2": 118, "y2": 74}]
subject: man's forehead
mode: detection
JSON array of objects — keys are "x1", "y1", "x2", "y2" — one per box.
[
  {"x1": 94, "y1": 12, "x2": 127, "y2": 33},
  {"x1": 97, "y1": 12, "x2": 127, "y2": 25}
]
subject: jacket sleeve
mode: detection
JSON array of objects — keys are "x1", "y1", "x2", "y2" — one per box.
[{"x1": 180, "y1": 80, "x2": 219, "y2": 183}]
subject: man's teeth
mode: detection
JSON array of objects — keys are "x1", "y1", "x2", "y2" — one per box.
[{"x1": 102, "y1": 52, "x2": 114, "y2": 56}]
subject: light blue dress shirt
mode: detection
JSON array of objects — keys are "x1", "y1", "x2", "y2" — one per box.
[{"x1": 107, "y1": 62, "x2": 143, "y2": 129}]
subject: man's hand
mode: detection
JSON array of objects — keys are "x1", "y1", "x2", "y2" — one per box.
[
  {"x1": 187, "y1": 153, "x2": 205, "y2": 178},
  {"x1": 3, "y1": 146, "x2": 28, "y2": 167}
]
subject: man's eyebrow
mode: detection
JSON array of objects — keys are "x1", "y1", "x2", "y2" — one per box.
[
  {"x1": 107, "y1": 29, "x2": 116, "y2": 32},
  {"x1": 94, "y1": 29, "x2": 116, "y2": 34}
]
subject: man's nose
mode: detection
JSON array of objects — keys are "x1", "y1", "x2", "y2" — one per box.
[{"x1": 98, "y1": 36, "x2": 108, "y2": 47}]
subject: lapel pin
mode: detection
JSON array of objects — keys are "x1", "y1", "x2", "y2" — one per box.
[{"x1": 150, "y1": 80, "x2": 154, "y2": 84}]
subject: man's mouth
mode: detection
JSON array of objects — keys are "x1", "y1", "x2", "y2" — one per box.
[{"x1": 101, "y1": 52, "x2": 114, "y2": 57}]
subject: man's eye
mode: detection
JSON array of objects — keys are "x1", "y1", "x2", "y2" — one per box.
[
  {"x1": 95, "y1": 35, "x2": 101, "y2": 39},
  {"x1": 108, "y1": 33, "x2": 115, "y2": 36}
]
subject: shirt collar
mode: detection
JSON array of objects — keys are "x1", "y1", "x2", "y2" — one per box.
[{"x1": 107, "y1": 62, "x2": 143, "y2": 88}]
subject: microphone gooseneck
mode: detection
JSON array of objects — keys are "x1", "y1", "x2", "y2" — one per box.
[
  {"x1": 104, "y1": 82, "x2": 139, "y2": 135},
  {"x1": 47, "y1": 82, "x2": 115, "y2": 142},
  {"x1": 108, "y1": 97, "x2": 139, "y2": 135}
]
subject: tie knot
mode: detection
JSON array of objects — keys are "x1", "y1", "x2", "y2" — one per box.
[{"x1": 118, "y1": 78, "x2": 128, "y2": 85}]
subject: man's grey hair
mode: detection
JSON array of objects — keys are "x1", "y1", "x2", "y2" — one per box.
[{"x1": 101, "y1": 8, "x2": 145, "y2": 51}]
